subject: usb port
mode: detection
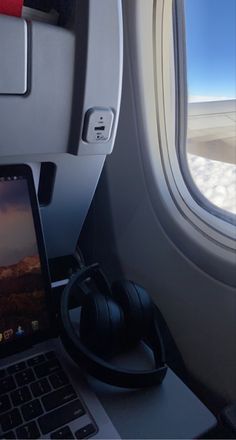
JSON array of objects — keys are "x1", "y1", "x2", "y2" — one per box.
[{"x1": 95, "y1": 126, "x2": 105, "y2": 131}]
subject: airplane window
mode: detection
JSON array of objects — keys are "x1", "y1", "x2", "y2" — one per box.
[{"x1": 183, "y1": 0, "x2": 236, "y2": 219}]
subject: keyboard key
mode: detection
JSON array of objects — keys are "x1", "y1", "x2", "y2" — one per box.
[
  {"x1": 0, "y1": 430, "x2": 16, "y2": 439},
  {"x1": 15, "y1": 369, "x2": 35, "y2": 387},
  {"x1": 0, "y1": 408, "x2": 22, "y2": 432},
  {"x1": 11, "y1": 386, "x2": 32, "y2": 406},
  {"x1": 38, "y1": 399, "x2": 85, "y2": 435},
  {"x1": 16, "y1": 421, "x2": 40, "y2": 439},
  {"x1": 7, "y1": 362, "x2": 26, "y2": 375},
  {"x1": 49, "y1": 370, "x2": 69, "y2": 389},
  {"x1": 34, "y1": 359, "x2": 61, "y2": 379},
  {"x1": 27, "y1": 355, "x2": 45, "y2": 367},
  {"x1": 51, "y1": 426, "x2": 74, "y2": 439},
  {"x1": 21, "y1": 400, "x2": 43, "y2": 422},
  {"x1": 75, "y1": 424, "x2": 96, "y2": 439},
  {"x1": 0, "y1": 377, "x2": 16, "y2": 395},
  {"x1": 30, "y1": 378, "x2": 51, "y2": 398},
  {"x1": 0, "y1": 395, "x2": 11, "y2": 414},
  {"x1": 0, "y1": 370, "x2": 6, "y2": 379},
  {"x1": 42, "y1": 385, "x2": 77, "y2": 412}
]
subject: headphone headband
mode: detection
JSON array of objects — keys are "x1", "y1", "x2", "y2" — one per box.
[
  {"x1": 59, "y1": 265, "x2": 167, "y2": 388},
  {"x1": 69, "y1": 263, "x2": 112, "y2": 303}
]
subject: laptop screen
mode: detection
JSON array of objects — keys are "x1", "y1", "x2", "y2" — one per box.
[{"x1": 0, "y1": 165, "x2": 51, "y2": 350}]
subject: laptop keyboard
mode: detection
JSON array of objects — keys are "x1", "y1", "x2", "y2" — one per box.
[{"x1": 0, "y1": 352, "x2": 97, "y2": 439}]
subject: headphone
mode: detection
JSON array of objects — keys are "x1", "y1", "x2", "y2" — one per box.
[{"x1": 59, "y1": 264, "x2": 167, "y2": 388}]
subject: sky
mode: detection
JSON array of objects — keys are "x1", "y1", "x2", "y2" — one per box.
[
  {"x1": 0, "y1": 180, "x2": 38, "y2": 266},
  {"x1": 184, "y1": 0, "x2": 236, "y2": 102}
]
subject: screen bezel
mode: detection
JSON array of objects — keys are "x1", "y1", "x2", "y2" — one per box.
[{"x1": 0, "y1": 164, "x2": 56, "y2": 358}]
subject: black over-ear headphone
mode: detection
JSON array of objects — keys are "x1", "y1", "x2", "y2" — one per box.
[{"x1": 59, "y1": 264, "x2": 167, "y2": 388}]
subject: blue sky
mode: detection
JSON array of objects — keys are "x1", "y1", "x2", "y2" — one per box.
[{"x1": 185, "y1": 0, "x2": 236, "y2": 101}]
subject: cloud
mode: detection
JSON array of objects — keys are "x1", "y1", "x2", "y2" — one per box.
[
  {"x1": 0, "y1": 180, "x2": 38, "y2": 267},
  {"x1": 0, "y1": 180, "x2": 29, "y2": 214},
  {"x1": 0, "y1": 208, "x2": 37, "y2": 266}
]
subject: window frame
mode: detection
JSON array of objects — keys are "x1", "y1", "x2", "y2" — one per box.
[
  {"x1": 173, "y1": 0, "x2": 236, "y2": 226},
  {"x1": 156, "y1": 0, "x2": 236, "y2": 243},
  {"x1": 123, "y1": 0, "x2": 236, "y2": 286}
]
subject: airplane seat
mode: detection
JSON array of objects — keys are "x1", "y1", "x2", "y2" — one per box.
[{"x1": 0, "y1": 0, "x2": 123, "y2": 261}]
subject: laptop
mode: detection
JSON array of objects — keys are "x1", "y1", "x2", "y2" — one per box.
[{"x1": 0, "y1": 164, "x2": 119, "y2": 440}]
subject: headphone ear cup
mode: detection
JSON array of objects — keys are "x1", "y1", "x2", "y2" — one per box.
[
  {"x1": 80, "y1": 292, "x2": 125, "y2": 358},
  {"x1": 112, "y1": 281, "x2": 154, "y2": 346}
]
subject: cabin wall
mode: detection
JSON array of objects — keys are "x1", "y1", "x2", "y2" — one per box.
[{"x1": 80, "y1": 16, "x2": 236, "y2": 404}]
